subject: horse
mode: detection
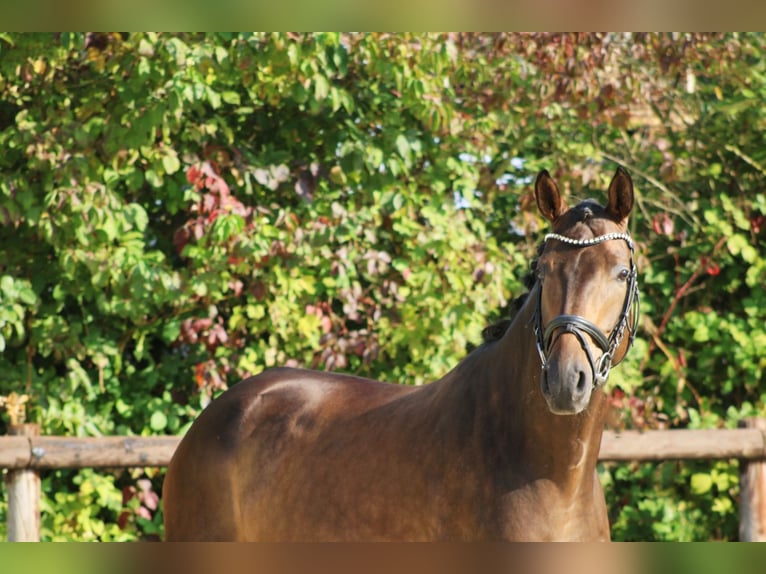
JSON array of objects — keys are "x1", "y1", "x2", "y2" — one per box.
[{"x1": 163, "y1": 166, "x2": 640, "y2": 541}]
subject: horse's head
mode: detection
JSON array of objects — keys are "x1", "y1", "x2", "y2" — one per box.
[{"x1": 533, "y1": 167, "x2": 639, "y2": 415}]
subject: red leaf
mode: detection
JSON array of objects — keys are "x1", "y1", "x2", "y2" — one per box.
[
  {"x1": 117, "y1": 510, "x2": 131, "y2": 530},
  {"x1": 194, "y1": 363, "x2": 206, "y2": 389},
  {"x1": 751, "y1": 214, "x2": 765, "y2": 234},
  {"x1": 652, "y1": 213, "x2": 674, "y2": 236},
  {"x1": 186, "y1": 165, "x2": 202, "y2": 185},
  {"x1": 201, "y1": 193, "x2": 217, "y2": 214}
]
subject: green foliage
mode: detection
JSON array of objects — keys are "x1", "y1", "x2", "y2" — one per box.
[
  {"x1": 1, "y1": 33, "x2": 765, "y2": 540},
  {"x1": 35, "y1": 468, "x2": 163, "y2": 542},
  {"x1": 601, "y1": 459, "x2": 739, "y2": 541}
]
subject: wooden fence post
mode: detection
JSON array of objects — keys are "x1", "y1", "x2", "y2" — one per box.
[
  {"x1": 739, "y1": 418, "x2": 766, "y2": 542},
  {"x1": 5, "y1": 423, "x2": 41, "y2": 542}
]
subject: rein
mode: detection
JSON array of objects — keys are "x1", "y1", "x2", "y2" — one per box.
[{"x1": 534, "y1": 231, "x2": 640, "y2": 388}]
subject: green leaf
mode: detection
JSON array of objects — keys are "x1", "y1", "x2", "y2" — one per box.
[
  {"x1": 395, "y1": 134, "x2": 410, "y2": 163},
  {"x1": 690, "y1": 473, "x2": 713, "y2": 495},
  {"x1": 162, "y1": 320, "x2": 181, "y2": 343},
  {"x1": 215, "y1": 46, "x2": 229, "y2": 63},
  {"x1": 127, "y1": 203, "x2": 149, "y2": 232},
  {"x1": 149, "y1": 411, "x2": 168, "y2": 431},
  {"x1": 222, "y1": 91, "x2": 241, "y2": 105},
  {"x1": 18, "y1": 285, "x2": 38, "y2": 306},
  {"x1": 727, "y1": 233, "x2": 755, "y2": 261},
  {"x1": 314, "y1": 75, "x2": 330, "y2": 101},
  {"x1": 287, "y1": 43, "x2": 301, "y2": 66},
  {"x1": 712, "y1": 497, "x2": 733, "y2": 514},
  {"x1": 145, "y1": 169, "x2": 163, "y2": 188},
  {"x1": 162, "y1": 152, "x2": 181, "y2": 175},
  {"x1": 206, "y1": 87, "x2": 222, "y2": 109},
  {"x1": 125, "y1": 168, "x2": 144, "y2": 191}
]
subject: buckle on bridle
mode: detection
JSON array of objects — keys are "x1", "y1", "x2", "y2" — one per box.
[{"x1": 595, "y1": 351, "x2": 613, "y2": 386}]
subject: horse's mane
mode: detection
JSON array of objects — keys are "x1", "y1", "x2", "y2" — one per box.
[
  {"x1": 480, "y1": 243, "x2": 541, "y2": 344},
  {"x1": 481, "y1": 198, "x2": 601, "y2": 344}
]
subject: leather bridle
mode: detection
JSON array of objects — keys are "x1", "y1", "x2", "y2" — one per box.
[{"x1": 533, "y1": 232, "x2": 640, "y2": 388}]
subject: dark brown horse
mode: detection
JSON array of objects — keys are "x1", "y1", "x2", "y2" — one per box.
[{"x1": 163, "y1": 167, "x2": 639, "y2": 541}]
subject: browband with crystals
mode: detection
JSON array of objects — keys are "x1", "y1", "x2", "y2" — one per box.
[{"x1": 544, "y1": 232, "x2": 634, "y2": 252}]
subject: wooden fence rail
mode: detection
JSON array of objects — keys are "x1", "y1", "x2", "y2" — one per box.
[{"x1": 2, "y1": 419, "x2": 766, "y2": 541}]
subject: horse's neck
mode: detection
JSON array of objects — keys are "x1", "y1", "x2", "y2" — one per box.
[
  {"x1": 501, "y1": 285, "x2": 606, "y2": 485},
  {"x1": 439, "y1": 285, "x2": 607, "y2": 490}
]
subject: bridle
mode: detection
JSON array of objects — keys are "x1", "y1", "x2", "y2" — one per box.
[{"x1": 533, "y1": 231, "x2": 640, "y2": 388}]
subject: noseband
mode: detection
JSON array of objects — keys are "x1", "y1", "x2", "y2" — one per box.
[{"x1": 534, "y1": 232, "x2": 640, "y2": 388}]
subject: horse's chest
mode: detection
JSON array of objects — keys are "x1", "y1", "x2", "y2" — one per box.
[{"x1": 497, "y1": 480, "x2": 609, "y2": 541}]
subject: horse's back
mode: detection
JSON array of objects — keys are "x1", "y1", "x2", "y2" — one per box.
[{"x1": 163, "y1": 367, "x2": 412, "y2": 541}]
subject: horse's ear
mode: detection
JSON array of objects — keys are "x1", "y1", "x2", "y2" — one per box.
[
  {"x1": 607, "y1": 166, "x2": 634, "y2": 223},
  {"x1": 535, "y1": 170, "x2": 568, "y2": 222}
]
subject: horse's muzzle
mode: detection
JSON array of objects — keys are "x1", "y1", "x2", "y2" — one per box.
[{"x1": 540, "y1": 347, "x2": 594, "y2": 415}]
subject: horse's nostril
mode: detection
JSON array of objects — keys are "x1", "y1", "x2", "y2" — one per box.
[{"x1": 576, "y1": 370, "x2": 587, "y2": 394}]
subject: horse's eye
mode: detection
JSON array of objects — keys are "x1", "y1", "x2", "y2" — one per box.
[{"x1": 617, "y1": 268, "x2": 631, "y2": 282}]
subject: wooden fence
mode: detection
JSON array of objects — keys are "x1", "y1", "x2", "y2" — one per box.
[{"x1": 2, "y1": 419, "x2": 765, "y2": 542}]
